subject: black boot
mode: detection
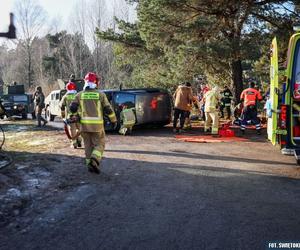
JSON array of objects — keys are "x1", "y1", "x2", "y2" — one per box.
[{"x1": 88, "y1": 158, "x2": 100, "y2": 174}]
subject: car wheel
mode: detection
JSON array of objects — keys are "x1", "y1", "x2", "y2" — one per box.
[
  {"x1": 50, "y1": 114, "x2": 55, "y2": 121},
  {"x1": 46, "y1": 109, "x2": 55, "y2": 121}
]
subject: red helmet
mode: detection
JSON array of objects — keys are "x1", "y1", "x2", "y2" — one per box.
[
  {"x1": 84, "y1": 72, "x2": 99, "y2": 85},
  {"x1": 66, "y1": 81, "x2": 76, "y2": 91}
]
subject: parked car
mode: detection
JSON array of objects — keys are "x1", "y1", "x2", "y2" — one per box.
[
  {"x1": 45, "y1": 89, "x2": 67, "y2": 121},
  {"x1": 45, "y1": 79, "x2": 84, "y2": 121},
  {"x1": 102, "y1": 88, "x2": 172, "y2": 130},
  {"x1": 0, "y1": 94, "x2": 34, "y2": 119}
]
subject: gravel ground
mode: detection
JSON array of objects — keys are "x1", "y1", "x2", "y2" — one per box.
[{"x1": 0, "y1": 120, "x2": 300, "y2": 250}]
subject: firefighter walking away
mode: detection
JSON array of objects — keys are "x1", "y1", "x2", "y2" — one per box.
[
  {"x1": 70, "y1": 72, "x2": 117, "y2": 174},
  {"x1": 60, "y1": 81, "x2": 82, "y2": 148}
]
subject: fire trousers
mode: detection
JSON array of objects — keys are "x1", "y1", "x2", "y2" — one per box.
[
  {"x1": 204, "y1": 111, "x2": 219, "y2": 134},
  {"x1": 81, "y1": 130, "x2": 105, "y2": 166},
  {"x1": 240, "y1": 106, "x2": 261, "y2": 131}
]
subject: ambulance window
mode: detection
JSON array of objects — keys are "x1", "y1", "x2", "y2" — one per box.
[
  {"x1": 295, "y1": 41, "x2": 300, "y2": 82},
  {"x1": 56, "y1": 93, "x2": 59, "y2": 100}
]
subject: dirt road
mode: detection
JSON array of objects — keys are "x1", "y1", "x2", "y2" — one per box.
[{"x1": 0, "y1": 120, "x2": 300, "y2": 250}]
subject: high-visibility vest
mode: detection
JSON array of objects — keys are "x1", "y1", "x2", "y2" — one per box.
[
  {"x1": 240, "y1": 88, "x2": 262, "y2": 107},
  {"x1": 66, "y1": 93, "x2": 76, "y2": 116},
  {"x1": 79, "y1": 92, "x2": 103, "y2": 125}
]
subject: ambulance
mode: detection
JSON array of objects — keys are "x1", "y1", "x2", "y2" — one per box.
[{"x1": 268, "y1": 27, "x2": 300, "y2": 164}]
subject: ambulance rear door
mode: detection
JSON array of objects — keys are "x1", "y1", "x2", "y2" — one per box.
[
  {"x1": 268, "y1": 37, "x2": 279, "y2": 145},
  {"x1": 288, "y1": 33, "x2": 300, "y2": 146}
]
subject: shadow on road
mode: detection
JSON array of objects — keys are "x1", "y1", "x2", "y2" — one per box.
[
  {"x1": 1, "y1": 149, "x2": 300, "y2": 250},
  {"x1": 106, "y1": 149, "x2": 296, "y2": 167}
]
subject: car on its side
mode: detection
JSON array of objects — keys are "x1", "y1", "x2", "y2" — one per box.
[
  {"x1": 44, "y1": 86, "x2": 173, "y2": 130},
  {"x1": 0, "y1": 94, "x2": 34, "y2": 119},
  {"x1": 102, "y1": 88, "x2": 172, "y2": 130}
]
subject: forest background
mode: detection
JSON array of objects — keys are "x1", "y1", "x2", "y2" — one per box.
[{"x1": 0, "y1": 0, "x2": 299, "y2": 101}]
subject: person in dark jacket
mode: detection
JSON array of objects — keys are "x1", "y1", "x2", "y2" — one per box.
[
  {"x1": 220, "y1": 86, "x2": 233, "y2": 119},
  {"x1": 35, "y1": 86, "x2": 47, "y2": 127}
]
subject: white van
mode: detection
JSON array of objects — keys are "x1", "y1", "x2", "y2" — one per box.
[{"x1": 45, "y1": 89, "x2": 66, "y2": 121}]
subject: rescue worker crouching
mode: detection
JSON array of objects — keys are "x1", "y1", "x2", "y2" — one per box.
[
  {"x1": 119, "y1": 105, "x2": 136, "y2": 135},
  {"x1": 69, "y1": 72, "x2": 117, "y2": 174},
  {"x1": 240, "y1": 82, "x2": 263, "y2": 135},
  {"x1": 203, "y1": 86, "x2": 220, "y2": 135},
  {"x1": 59, "y1": 81, "x2": 82, "y2": 148}
]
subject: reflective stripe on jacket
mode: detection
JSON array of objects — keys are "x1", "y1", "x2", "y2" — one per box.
[
  {"x1": 72, "y1": 89, "x2": 116, "y2": 132},
  {"x1": 240, "y1": 88, "x2": 262, "y2": 107},
  {"x1": 60, "y1": 93, "x2": 77, "y2": 117},
  {"x1": 121, "y1": 108, "x2": 136, "y2": 127}
]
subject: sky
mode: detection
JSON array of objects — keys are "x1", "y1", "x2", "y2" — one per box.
[
  {"x1": 0, "y1": 0, "x2": 136, "y2": 35},
  {"x1": 0, "y1": 0, "x2": 75, "y2": 31}
]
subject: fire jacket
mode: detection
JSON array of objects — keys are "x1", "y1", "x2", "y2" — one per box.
[
  {"x1": 120, "y1": 108, "x2": 136, "y2": 127},
  {"x1": 71, "y1": 89, "x2": 117, "y2": 132},
  {"x1": 204, "y1": 89, "x2": 220, "y2": 113},
  {"x1": 60, "y1": 93, "x2": 76, "y2": 118},
  {"x1": 221, "y1": 89, "x2": 233, "y2": 106},
  {"x1": 173, "y1": 86, "x2": 193, "y2": 111},
  {"x1": 240, "y1": 88, "x2": 262, "y2": 107}
]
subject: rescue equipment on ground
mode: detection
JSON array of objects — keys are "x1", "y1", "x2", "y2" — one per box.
[{"x1": 218, "y1": 124, "x2": 235, "y2": 137}]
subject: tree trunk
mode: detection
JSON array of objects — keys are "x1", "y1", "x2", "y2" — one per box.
[
  {"x1": 231, "y1": 59, "x2": 243, "y2": 104},
  {"x1": 28, "y1": 45, "x2": 32, "y2": 87}
]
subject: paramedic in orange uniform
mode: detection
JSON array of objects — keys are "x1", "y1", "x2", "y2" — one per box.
[{"x1": 240, "y1": 82, "x2": 263, "y2": 135}]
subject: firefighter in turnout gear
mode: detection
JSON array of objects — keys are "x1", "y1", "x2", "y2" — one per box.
[
  {"x1": 119, "y1": 105, "x2": 136, "y2": 135},
  {"x1": 60, "y1": 81, "x2": 82, "y2": 148},
  {"x1": 220, "y1": 86, "x2": 233, "y2": 119},
  {"x1": 69, "y1": 72, "x2": 117, "y2": 174},
  {"x1": 203, "y1": 86, "x2": 220, "y2": 135},
  {"x1": 240, "y1": 82, "x2": 263, "y2": 135}
]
